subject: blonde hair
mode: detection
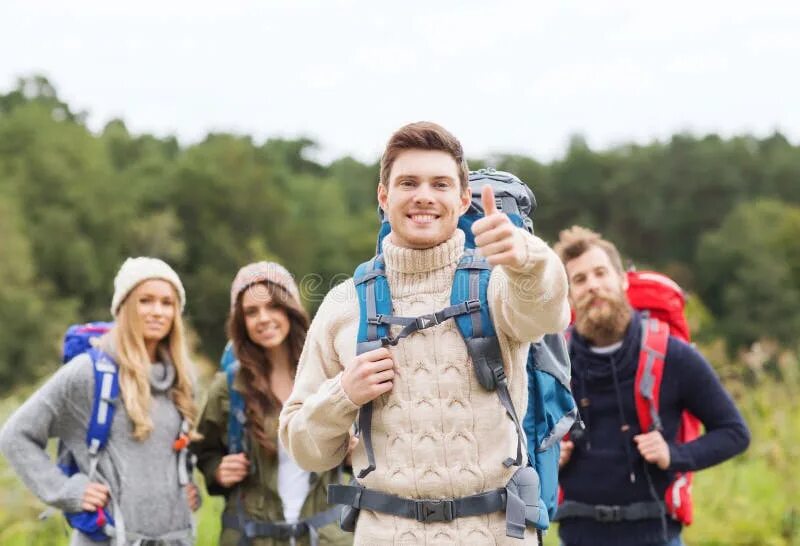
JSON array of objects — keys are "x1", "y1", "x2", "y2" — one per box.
[{"x1": 105, "y1": 283, "x2": 197, "y2": 441}]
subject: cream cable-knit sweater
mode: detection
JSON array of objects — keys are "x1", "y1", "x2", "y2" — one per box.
[{"x1": 279, "y1": 229, "x2": 569, "y2": 545}]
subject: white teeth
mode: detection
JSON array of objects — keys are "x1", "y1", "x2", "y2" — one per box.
[{"x1": 411, "y1": 214, "x2": 436, "y2": 222}]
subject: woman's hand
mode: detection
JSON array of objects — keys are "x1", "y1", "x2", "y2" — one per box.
[
  {"x1": 214, "y1": 453, "x2": 250, "y2": 487},
  {"x1": 81, "y1": 482, "x2": 110, "y2": 511},
  {"x1": 185, "y1": 483, "x2": 201, "y2": 511}
]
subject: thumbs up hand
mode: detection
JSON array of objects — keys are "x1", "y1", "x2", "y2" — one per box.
[
  {"x1": 471, "y1": 184, "x2": 526, "y2": 268},
  {"x1": 481, "y1": 183, "x2": 500, "y2": 216}
]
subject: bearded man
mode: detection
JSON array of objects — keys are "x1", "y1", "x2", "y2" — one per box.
[{"x1": 552, "y1": 226, "x2": 749, "y2": 546}]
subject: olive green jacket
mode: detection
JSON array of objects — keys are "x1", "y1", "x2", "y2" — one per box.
[{"x1": 192, "y1": 372, "x2": 352, "y2": 546}]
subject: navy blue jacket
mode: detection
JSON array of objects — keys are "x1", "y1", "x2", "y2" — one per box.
[{"x1": 558, "y1": 313, "x2": 750, "y2": 546}]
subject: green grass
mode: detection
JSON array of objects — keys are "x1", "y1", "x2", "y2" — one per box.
[
  {"x1": 681, "y1": 367, "x2": 799, "y2": 546},
  {"x1": 1, "y1": 355, "x2": 798, "y2": 545}
]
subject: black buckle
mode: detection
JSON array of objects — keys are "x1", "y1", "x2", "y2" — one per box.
[
  {"x1": 367, "y1": 314, "x2": 383, "y2": 325},
  {"x1": 415, "y1": 313, "x2": 439, "y2": 330},
  {"x1": 273, "y1": 524, "x2": 292, "y2": 540},
  {"x1": 465, "y1": 299, "x2": 481, "y2": 312},
  {"x1": 595, "y1": 505, "x2": 622, "y2": 522},
  {"x1": 415, "y1": 499, "x2": 455, "y2": 522},
  {"x1": 491, "y1": 366, "x2": 507, "y2": 385},
  {"x1": 279, "y1": 522, "x2": 306, "y2": 539}
]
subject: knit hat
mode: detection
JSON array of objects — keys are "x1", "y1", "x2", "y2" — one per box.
[
  {"x1": 110, "y1": 257, "x2": 186, "y2": 317},
  {"x1": 230, "y1": 261, "x2": 301, "y2": 310}
]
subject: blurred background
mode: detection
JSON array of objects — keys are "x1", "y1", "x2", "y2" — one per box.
[{"x1": 0, "y1": 2, "x2": 798, "y2": 544}]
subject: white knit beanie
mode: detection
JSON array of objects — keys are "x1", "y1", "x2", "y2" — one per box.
[{"x1": 110, "y1": 257, "x2": 186, "y2": 317}]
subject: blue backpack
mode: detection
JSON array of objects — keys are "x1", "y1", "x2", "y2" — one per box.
[
  {"x1": 219, "y1": 341, "x2": 248, "y2": 454},
  {"x1": 355, "y1": 168, "x2": 577, "y2": 529},
  {"x1": 523, "y1": 332, "x2": 578, "y2": 521},
  {"x1": 58, "y1": 322, "x2": 118, "y2": 541}
]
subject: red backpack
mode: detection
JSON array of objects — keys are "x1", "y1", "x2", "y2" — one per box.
[{"x1": 626, "y1": 270, "x2": 701, "y2": 526}]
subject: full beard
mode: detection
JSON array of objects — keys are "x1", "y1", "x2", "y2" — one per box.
[{"x1": 574, "y1": 291, "x2": 633, "y2": 347}]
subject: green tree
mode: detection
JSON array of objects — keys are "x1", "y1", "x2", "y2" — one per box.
[
  {"x1": 697, "y1": 199, "x2": 800, "y2": 350},
  {"x1": 3, "y1": 74, "x2": 800, "y2": 389},
  {"x1": 0, "y1": 192, "x2": 76, "y2": 392}
]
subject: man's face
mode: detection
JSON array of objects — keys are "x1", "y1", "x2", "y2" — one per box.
[
  {"x1": 377, "y1": 149, "x2": 470, "y2": 250},
  {"x1": 566, "y1": 246, "x2": 630, "y2": 338}
]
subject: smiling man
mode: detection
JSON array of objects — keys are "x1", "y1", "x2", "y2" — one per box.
[{"x1": 279, "y1": 121, "x2": 570, "y2": 544}]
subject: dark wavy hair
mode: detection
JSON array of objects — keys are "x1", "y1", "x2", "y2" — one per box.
[{"x1": 227, "y1": 281, "x2": 310, "y2": 457}]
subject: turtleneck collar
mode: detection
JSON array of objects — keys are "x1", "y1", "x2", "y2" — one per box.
[
  {"x1": 381, "y1": 229, "x2": 465, "y2": 274},
  {"x1": 149, "y1": 346, "x2": 177, "y2": 393}
]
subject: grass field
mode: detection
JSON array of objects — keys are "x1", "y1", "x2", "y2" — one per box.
[{"x1": 1, "y1": 350, "x2": 797, "y2": 545}]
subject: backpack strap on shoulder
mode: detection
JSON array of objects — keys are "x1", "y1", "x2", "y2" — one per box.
[
  {"x1": 356, "y1": 255, "x2": 483, "y2": 348},
  {"x1": 226, "y1": 360, "x2": 248, "y2": 454},
  {"x1": 220, "y1": 340, "x2": 236, "y2": 371},
  {"x1": 634, "y1": 314, "x2": 669, "y2": 433},
  {"x1": 86, "y1": 348, "x2": 119, "y2": 479},
  {"x1": 50, "y1": 348, "x2": 121, "y2": 543},
  {"x1": 353, "y1": 255, "x2": 392, "y2": 478},
  {"x1": 355, "y1": 255, "x2": 391, "y2": 353},
  {"x1": 452, "y1": 249, "x2": 523, "y2": 468}
]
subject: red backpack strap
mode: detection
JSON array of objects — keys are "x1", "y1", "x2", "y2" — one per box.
[
  {"x1": 634, "y1": 315, "x2": 699, "y2": 526},
  {"x1": 634, "y1": 315, "x2": 669, "y2": 433}
]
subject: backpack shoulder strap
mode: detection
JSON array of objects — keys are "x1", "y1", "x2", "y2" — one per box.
[
  {"x1": 86, "y1": 348, "x2": 119, "y2": 478},
  {"x1": 220, "y1": 340, "x2": 236, "y2": 371},
  {"x1": 353, "y1": 255, "x2": 391, "y2": 478},
  {"x1": 451, "y1": 249, "x2": 523, "y2": 468},
  {"x1": 226, "y1": 360, "x2": 247, "y2": 454},
  {"x1": 354, "y1": 255, "x2": 391, "y2": 354},
  {"x1": 452, "y1": 249, "x2": 503, "y2": 389},
  {"x1": 452, "y1": 249, "x2": 495, "y2": 341},
  {"x1": 634, "y1": 315, "x2": 669, "y2": 433}
]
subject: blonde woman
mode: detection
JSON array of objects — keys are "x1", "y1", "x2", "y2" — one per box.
[{"x1": 0, "y1": 257, "x2": 199, "y2": 546}]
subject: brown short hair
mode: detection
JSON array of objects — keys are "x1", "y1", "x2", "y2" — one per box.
[
  {"x1": 553, "y1": 225, "x2": 625, "y2": 274},
  {"x1": 379, "y1": 121, "x2": 469, "y2": 191}
]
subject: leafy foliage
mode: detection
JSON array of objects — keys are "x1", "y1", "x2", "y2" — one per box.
[{"x1": 1, "y1": 76, "x2": 800, "y2": 392}]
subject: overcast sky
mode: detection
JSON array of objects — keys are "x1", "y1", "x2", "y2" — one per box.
[{"x1": 1, "y1": 1, "x2": 798, "y2": 164}]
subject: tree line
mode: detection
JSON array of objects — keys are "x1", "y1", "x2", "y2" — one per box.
[{"x1": 1, "y1": 75, "x2": 798, "y2": 393}]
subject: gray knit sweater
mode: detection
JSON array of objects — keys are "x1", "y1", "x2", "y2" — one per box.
[{"x1": 0, "y1": 349, "x2": 193, "y2": 546}]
